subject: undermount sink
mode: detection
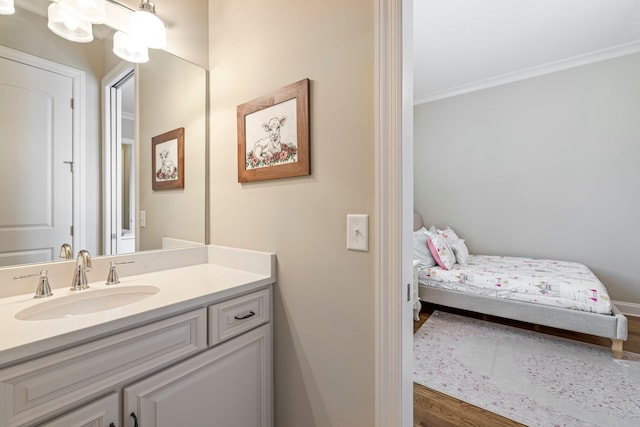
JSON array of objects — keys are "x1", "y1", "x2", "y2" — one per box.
[{"x1": 15, "y1": 285, "x2": 160, "y2": 321}]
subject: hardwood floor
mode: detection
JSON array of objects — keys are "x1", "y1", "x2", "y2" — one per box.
[{"x1": 413, "y1": 303, "x2": 640, "y2": 427}]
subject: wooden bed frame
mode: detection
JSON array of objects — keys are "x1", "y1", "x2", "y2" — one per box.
[{"x1": 413, "y1": 213, "x2": 628, "y2": 358}]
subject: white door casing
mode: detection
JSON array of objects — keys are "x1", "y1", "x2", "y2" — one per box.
[
  {"x1": 102, "y1": 62, "x2": 136, "y2": 255},
  {"x1": 375, "y1": 0, "x2": 413, "y2": 425}
]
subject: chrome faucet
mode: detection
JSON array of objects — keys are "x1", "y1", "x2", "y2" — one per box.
[
  {"x1": 71, "y1": 250, "x2": 92, "y2": 291},
  {"x1": 59, "y1": 243, "x2": 72, "y2": 260}
]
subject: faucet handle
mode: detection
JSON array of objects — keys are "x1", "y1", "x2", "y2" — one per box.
[
  {"x1": 105, "y1": 261, "x2": 134, "y2": 285},
  {"x1": 14, "y1": 270, "x2": 54, "y2": 299}
]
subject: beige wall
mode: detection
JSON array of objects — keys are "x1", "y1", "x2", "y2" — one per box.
[
  {"x1": 137, "y1": 50, "x2": 207, "y2": 250},
  {"x1": 209, "y1": 0, "x2": 376, "y2": 425}
]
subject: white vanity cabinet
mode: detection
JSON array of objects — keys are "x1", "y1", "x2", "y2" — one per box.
[
  {"x1": 124, "y1": 324, "x2": 271, "y2": 427},
  {"x1": 0, "y1": 286, "x2": 272, "y2": 427},
  {"x1": 38, "y1": 393, "x2": 119, "y2": 427}
]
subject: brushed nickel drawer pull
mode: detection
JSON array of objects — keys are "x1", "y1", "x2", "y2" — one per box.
[{"x1": 234, "y1": 311, "x2": 255, "y2": 320}]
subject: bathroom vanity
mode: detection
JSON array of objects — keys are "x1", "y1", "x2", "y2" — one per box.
[{"x1": 0, "y1": 245, "x2": 275, "y2": 427}]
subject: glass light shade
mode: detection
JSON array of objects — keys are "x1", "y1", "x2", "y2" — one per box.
[
  {"x1": 0, "y1": 0, "x2": 15, "y2": 15},
  {"x1": 129, "y1": 10, "x2": 166, "y2": 49},
  {"x1": 57, "y1": 0, "x2": 106, "y2": 24},
  {"x1": 113, "y1": 31, "x2": 149, "y2": 63},
  {"x1": 48, "y1": 3, "x2": 93, "y2": 43}
]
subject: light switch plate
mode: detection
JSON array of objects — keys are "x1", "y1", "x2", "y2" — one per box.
[
  {"x1": 347, "y1": 214, "x2": 369, "y2": 251},
  {"x1": 139, "y1": 210, "x2": 146, "y2": 228}
]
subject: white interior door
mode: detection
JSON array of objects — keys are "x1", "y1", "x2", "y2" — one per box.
[{"x1": 0, "y1": 55, "x2": 73, "y2": 266}]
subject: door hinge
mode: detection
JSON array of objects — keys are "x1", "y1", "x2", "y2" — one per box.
[
  {"x1": 70, "y1": 98, "x2": 74, "y2": 109},
  {"x1": 407, "y1": 283, "x2": 411, "y2": 302},
  {"x1": 63, "y1": 160, "x2": 74, "y2": 173},
  {"x1": 70, "y1": 225, "x2": 74, "y2": 236}
]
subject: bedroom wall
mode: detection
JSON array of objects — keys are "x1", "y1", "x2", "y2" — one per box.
[
  {"x1": 414, "y1": 53, "x2": 640, "y2": 306},
  {"x1": 208, "y1": 0, "x2": 375, "y2": 426}
]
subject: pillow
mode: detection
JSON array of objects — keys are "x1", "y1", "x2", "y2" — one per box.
[
  {"x1": 450, "y1": 239, "x2": 469, "y2": 265},
  {"x1": 437, "y1": 226, "x2": 470, "y2": 265},
  {"x1": 437, "y1": 226, "x2": 460, "y2": 244},
  {"x1": 425, "y1": 230, "x2": 456, "y2": 270},
  {"x1": 413, "y1": 227, "x2": 436, "y2": 267}
]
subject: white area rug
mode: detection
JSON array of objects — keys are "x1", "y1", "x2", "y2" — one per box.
[{"x1": 414, "y1": 311, "x2": 640, "y2": 427}]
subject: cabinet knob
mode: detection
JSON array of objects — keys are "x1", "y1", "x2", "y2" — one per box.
[{"x1": 130, "y1": 412, "x2": 138, "y2": 427}]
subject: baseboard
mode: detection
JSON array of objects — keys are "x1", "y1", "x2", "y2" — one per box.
[{"x1": 613, "y1": 300, "x2": 640, "y2": 317}]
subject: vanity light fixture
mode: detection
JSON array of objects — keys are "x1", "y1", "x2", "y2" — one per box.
[
  {"x1": 0, "y1": 0, "x2": 15, "y2": 15},
  {"x1": 113, "y1": 30, "x2": 149, "y2": 63},
  {"x1": 129, "y1": 0, "x2": 166, "y2": 49},
  {"x1": 47, "y1": 0, "x2": 107, "y2": 43},
  {"x1": 55, "y1": 0, "x2": 106, "y2": 25},
  {"x1": 47, "y1": 1, "x2": 94, "y2": 43}
]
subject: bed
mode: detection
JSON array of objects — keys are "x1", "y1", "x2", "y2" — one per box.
[{"x1": 413, "y1": 212, "x2": 628, "y2": 358}]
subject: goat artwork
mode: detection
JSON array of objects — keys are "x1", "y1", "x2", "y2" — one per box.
[{"x1": 246, "y1": 116, "x2": 298, "y2": 170}]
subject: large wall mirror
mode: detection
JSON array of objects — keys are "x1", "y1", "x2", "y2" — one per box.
[{"x1": 0, "y1": 1, "x2": 207, "y2": 267}]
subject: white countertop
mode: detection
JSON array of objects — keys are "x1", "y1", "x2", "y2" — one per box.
[{"x1": 0, "y1": 245, "x2": 275, "y2": 367}]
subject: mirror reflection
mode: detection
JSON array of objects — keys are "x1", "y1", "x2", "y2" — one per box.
[{"x1": 0, "y1": 2, "x2": 206, "y2": 267}]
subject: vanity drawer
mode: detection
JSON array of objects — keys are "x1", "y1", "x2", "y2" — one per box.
[
  {"x1": 208, "y1": 289, "x2": 270, "y2": 346},
  {"x1": 0, "y1": 308, "x2": 206, "y2": 427}
]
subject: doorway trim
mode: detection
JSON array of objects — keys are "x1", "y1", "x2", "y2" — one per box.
[
  {"x1": 375, "y1": 0, "x2": 413, "y2": 425},
  {"x1": 102, "y1": 61, "x2": 135, "y2": 255},
  {"x1": 0, "y1": 44, "x2": 85, "y2": 255}
]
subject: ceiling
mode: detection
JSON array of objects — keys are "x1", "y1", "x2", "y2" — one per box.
[{"x1": 414, "y1": 0, "x2": 640, "y2": 104}]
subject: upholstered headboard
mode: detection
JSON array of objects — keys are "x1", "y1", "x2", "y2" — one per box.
[{"x1": 414, "y1": 211, "x2": 423, "y2": 231}]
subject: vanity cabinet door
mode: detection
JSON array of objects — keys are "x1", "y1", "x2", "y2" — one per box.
[
  {"x1": 124, "y1": 324, "x2": 271, "y2": 427},
  {"x1": 38, "y1": 393, "x2": 119, "y2": 427}
]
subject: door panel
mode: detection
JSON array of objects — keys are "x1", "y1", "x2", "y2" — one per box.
[
  {"x1": 124, "y1": 325, "x2": 271, "y2": 427},
  {"x1": 0, "y1": 55, "x2": 73, "y2": 265}
]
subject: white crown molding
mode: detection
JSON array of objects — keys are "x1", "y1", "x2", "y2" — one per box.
[{"x1": 414, "y1": 40, "x2": 640, "y2": 105}]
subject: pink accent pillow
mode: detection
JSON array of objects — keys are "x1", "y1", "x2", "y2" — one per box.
[{"x1": 426, "y1": 231, "x2": 456, "y2": 270}]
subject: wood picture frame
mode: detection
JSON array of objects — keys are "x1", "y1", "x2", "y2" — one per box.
[
  {"x1": 237, "y1": 78, "x2": 310, "y2": 182},
  {"x1": 152, "y1": 127, "x2": 185, "y2": 190}
]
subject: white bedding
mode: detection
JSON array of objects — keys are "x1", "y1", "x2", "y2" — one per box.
[{"x1": 418, "y1": 255, "x2": 612, "y2": 314}]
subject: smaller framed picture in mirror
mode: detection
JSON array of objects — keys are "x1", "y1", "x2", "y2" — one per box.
[{"x1": 152, "y1": 127, "x2": 185, "y2": 190}]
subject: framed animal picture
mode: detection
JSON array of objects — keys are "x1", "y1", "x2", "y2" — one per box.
[
  {"x1": 237, "y1": 78, "x2": 310, "y2": 182},
  {"x1": 152, "y1": 127, "x2": 185, "y2": 190}
]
